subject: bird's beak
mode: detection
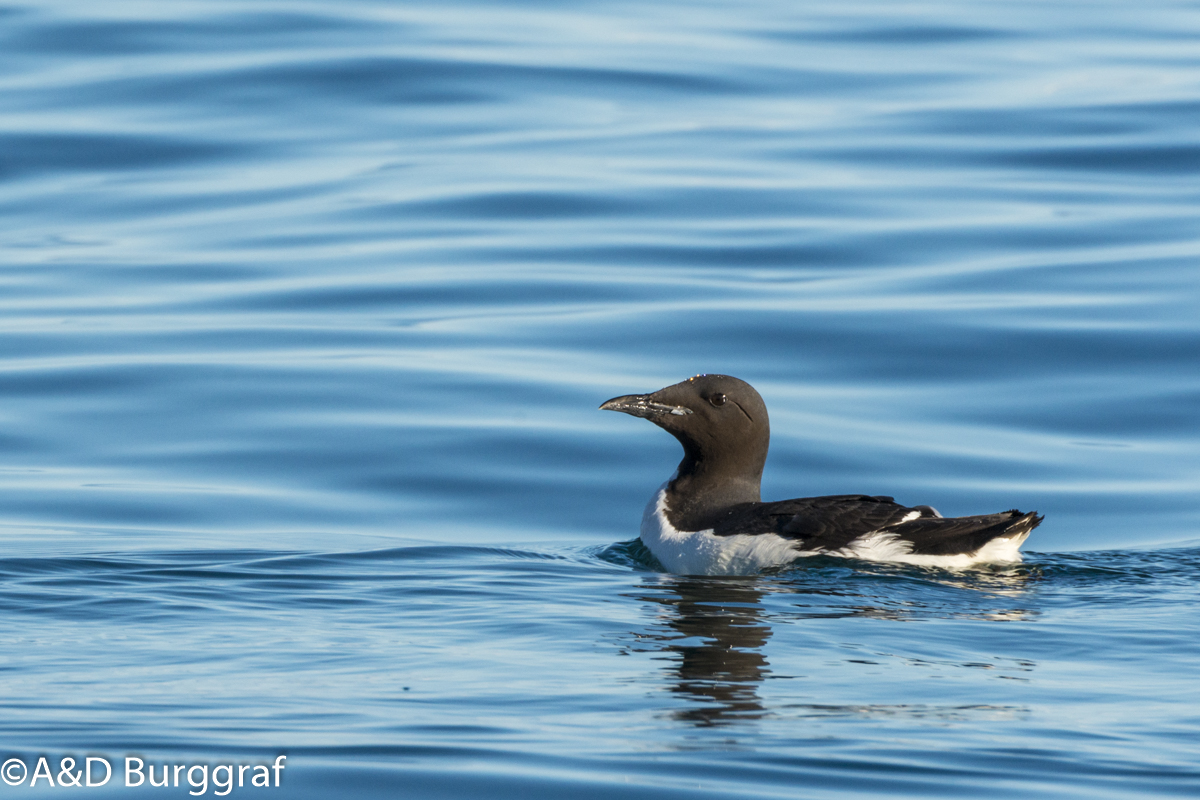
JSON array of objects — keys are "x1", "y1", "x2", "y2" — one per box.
[{"x1": 600, "y1": 393, "x2": 693, "y2": 419}]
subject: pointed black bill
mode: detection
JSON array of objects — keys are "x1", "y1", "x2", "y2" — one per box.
[{"x1": 600, "y1": 393, "x2": 693, "y2": 420}]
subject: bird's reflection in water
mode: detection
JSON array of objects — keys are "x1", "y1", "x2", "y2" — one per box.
[
  {"x1": 629, "y1": 576, "x2": 773, "y2": 727},
  {"x1": 623, "y1": 559, "x2": 1040, "y2": 727}
]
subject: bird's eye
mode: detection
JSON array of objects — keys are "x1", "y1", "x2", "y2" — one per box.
[{"x1": 709, "y1": 393, "x2": 726, "y2": 407}]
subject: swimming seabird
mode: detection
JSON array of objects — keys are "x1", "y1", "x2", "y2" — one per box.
[{"x1": 601, "y1": 374, "x2": 1042, "y2": 575}]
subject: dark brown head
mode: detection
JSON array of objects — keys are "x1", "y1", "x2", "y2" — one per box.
[{"x1": 600, "y1": 374, "x2": 770, "y2": 514}]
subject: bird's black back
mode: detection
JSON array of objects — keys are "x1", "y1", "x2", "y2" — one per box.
[{"x1": 708, "y1": 495, "x2": 1041, "y2": 556}]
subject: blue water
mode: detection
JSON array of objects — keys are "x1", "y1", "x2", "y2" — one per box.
[{"x1": 2, "y1": 0, "x2": 1199, "y2": 796}]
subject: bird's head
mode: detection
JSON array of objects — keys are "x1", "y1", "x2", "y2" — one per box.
[{"x1": 600, "y1": 374, "x2": 770, "y2": 496}]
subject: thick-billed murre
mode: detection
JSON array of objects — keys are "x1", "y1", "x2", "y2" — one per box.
[{"x1": 601, "y1": 374, "x2": 1042, "y2": 575}]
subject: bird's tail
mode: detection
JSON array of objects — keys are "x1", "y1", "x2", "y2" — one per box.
[{"x1": 998, "y1": 510, "x2": 1042, "y2": 545}]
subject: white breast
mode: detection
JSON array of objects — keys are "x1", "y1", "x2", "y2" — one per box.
[{"x1": 638, "y1": 485, "x2": 800, "y2": 576}]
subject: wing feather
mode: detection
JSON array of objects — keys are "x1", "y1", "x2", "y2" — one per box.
[{"x1": 712, "y1": 496, "x2": 1040, "y2": 556}]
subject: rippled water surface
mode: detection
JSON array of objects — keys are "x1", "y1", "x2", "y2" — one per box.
[{"x1": 2, "y1": 0, "x2": 1199, "y2": 797}]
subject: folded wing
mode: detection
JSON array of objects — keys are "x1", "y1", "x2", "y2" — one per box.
[{"x1": 713, "y1": 495, "x2": 1041, "y2": 557}]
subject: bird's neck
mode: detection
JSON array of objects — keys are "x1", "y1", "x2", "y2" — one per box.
[{"x1": 664, "y1": 450, "x2": 763, "y2": 532}]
